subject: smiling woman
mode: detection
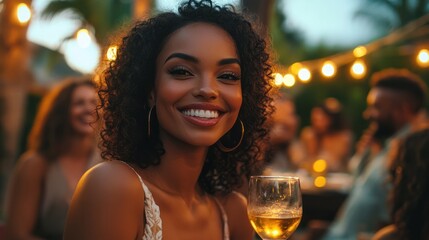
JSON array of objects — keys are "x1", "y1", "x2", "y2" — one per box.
[
  {"x1": 62, "y1": 0, "x2": 274, "y2": 239},
  {"x1": 4, "y1": 76, "x2": 101, "y2": 240}
]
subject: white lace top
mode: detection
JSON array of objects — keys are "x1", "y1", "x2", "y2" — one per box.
[{"x1": 125, "y1": 163, "x2": 230, "y2": 240}]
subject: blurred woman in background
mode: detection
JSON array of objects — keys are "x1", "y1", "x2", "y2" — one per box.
[
  {"x1": 300, "y1": 97, "x2": 353, "y2": 172},
  {"x1": 4, "y1": 77, "x2": 100, "y2": 240}
]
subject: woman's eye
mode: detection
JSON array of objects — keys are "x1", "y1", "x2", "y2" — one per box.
[
  {"x1": 168, "y1": 67, "x2": 193, "y2": 77},
  {"x1": 218, "y1": 72, "x2": 241, "y2": 81}
]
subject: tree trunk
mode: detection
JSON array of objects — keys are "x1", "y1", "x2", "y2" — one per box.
[
  {"x1": 133, "y1": 0, "x2": 152, "y2": 20},
  {"x1": 0, "y1": 0, "x2": 33, "y2": 200},
  {"x1": 241, "y1": 0, "x2": 275, "y2": 37}
]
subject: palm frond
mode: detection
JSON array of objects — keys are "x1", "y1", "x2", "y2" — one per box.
[
  {"x1": 41, "y1": 0, "x2": 134, "y2": 45},
  {"x1": 41, "y1": 1, "x2": 80, "y2": 20}
]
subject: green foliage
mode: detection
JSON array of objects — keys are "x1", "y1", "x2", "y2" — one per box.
[
  {"x1": 42, "y1": 0, "x2": 133, "y2": 45},
  {"x1": 355, "y1": 0, "x2": 429, "y2": 31}
]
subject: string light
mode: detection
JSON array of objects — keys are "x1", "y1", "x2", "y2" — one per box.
[
  {"x1": 353, "y1": 46, "x2": 367, "y2": 58},
  {"x1": 16, "y1": 3, "x2": 31, "y2": 24},
  {"x1": 321, "y1": 61, "x2": 337, "y2": 78},
  {"x1": 298, "y1": 67, "x2": 311, "y2": 82},
  {"x1": 272, "y1": 14, "x2": 429, "y2": 88},
  {"x1": 350, "y1": 59, "x2": 367, "y2": 79},
  {"x1": 416, "y1": 48, "x2": 429, "y2": 67},
  {"x1": 284, "y1": 73, "x2": 296, "y2": 87},
  {"x1": 290, "y1": 62, "x2": 303, "y2": 75},
  {"x1": 273, "y1": 73, "x2": 284, "y2": 86}
]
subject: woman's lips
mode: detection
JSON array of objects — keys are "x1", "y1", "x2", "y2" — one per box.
[
  {"x1": 182, "y1": 114, "x2": 220, "y2": 127},
  {"x1": 179, "y1": 104, "x2": 225, "y2": 127},
  {"x1": 180, "y1": 109, "x2": 221, "y2": 127}
]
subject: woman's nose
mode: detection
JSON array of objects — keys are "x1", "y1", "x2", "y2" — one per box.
[
  {"x1": 85, "y1": 101, "x2": 97, "y2": 113},
  {"x1": 192, "y1": 75, "x2": 219, "y2": 99}
]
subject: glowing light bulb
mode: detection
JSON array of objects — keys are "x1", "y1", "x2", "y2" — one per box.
[
  {"x1": 273, "y1": 73, "x2": 284, "y2": 86},
  {"x1": 417, "y1": 49, "x2": 429, "y2": 67},
  {"x1": 353, "y1": 46, "x2": 367, "y2": 58},
  {"x1": 17, "y1": 3, "x2": 31, "y2": 24},
  {"x1": 298, "y1": 67, "x2": 311, "y2": 82},
  {"x1": 283, "y1": 74, "x2": 296, "y2": 87},
  {"x1": 350, "y1": 59, "x2": 367, "y2": 79},
  {"x1": 290, "y1": 62, "x2": 302, "y2": 75},
  {"x1": 321, "y1": 61, "x2": 336, "y2": 78}
]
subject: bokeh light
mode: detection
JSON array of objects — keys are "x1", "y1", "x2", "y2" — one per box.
[
  {"x1": 17, "y1": 3, "x2": 31, "y2": 24},
  {"x1": 417, "y1": 49, "x2": 429, "y2": 67},
  {"x1": 63, "y1": 39, "x2": 100, "y2": 74},
  {"x1": 321, "y1": 61, "x2": 336, "y2": 78},
  {"x1": 314, "y1": 176, "x2": 327, "y2": 188},
  {"x1": 76, "y1": 28, "x2": 91, "y2": 48},
  {"x1": 353, "y1": 45, "x2": 367, "y2": 58},
  {"x1": 298, "y1": 67, "x2": 311, "y2": 82},
  {"x1": 284, "y1": 74, "x2": 296, "y2": 87},
  {"x1": 313, "y1": 159, "x2": 327, "y2": 173},
  {"x1": 350, "y1": 59, "x2": 367, "y2": 79},
  {"x1": 273, "y1": 73, "x2": 284, "y2": 86}
]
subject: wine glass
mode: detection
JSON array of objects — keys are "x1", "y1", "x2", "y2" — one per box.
[{"x1": 248, "y1": 176, "x2": 302, "y2": 240}]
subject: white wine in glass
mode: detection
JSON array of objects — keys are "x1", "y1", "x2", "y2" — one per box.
[{"x1": 248, "y1": 176, "x2": 302, "y2": 240}]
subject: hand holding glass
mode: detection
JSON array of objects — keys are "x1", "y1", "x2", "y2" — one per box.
[{"x1": 248, "y1": 176, "x2": 302, "y2": 240}]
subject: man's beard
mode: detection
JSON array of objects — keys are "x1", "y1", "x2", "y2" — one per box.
[{"x1": 373, "y1": 120, "x2": 396, "y2": 140}]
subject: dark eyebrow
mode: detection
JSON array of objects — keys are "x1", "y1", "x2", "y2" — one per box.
[
  {"x1": 164, "y1": 53, "x2": 240, "y2": 66},
  {"x1": 164, "y1": 53, "x2": 198, "y2": 63},
  {"x1": 218, "y1": 58, "x2": 241, "y2": 66}
]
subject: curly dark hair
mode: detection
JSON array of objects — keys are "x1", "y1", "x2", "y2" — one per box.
[
  {"x1": 99, "y1": 0, "x2": 274, "y2": 194},
  {"x1": 389, "y1": 129, "x2": 429, "y2": 240}
]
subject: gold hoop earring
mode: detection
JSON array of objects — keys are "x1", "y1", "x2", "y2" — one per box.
[
  {"x1": 147, "y1": 105, "x2": 155, "y2": 138},
  {"x1": 217, "y1": 119, "x2": 244, "y2": 153}
]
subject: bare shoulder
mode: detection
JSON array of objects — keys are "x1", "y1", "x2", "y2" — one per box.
[
  {"x1": 79, "y1": 160, "x2": 143, "y2": 191},
  {"x1": 71, "y1": 160, "x2": 145, "y2": 208},
  {"x1": 64, "y1": 160, "x2": 145, "y2": 240},
  {"x1": 16, "y1": 151, "x2": 47, "y2": 169},
  {"x1": 216, "y1": 191, "x2": 253, "y2": 240},
  {"x1": 13, "y1": 151, "x2": 48, "y2": 180}
]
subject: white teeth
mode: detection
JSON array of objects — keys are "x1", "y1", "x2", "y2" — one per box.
[{"x1": 182, "y1": 109, "x2": 219, "y2": 118}]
